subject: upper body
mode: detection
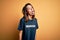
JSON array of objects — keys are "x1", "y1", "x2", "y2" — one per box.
[
  {"x1": 17, "y1": 3, "x2": 39, "y2": 40},
  {"x1": 18, "y1": 17, "x2": 38, "y2": 40}
]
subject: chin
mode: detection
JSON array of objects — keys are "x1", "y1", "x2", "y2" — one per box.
[
  {"x1": 32, "y1": 14, "x2": 35, "y2": 15},
  {"x1": 31, "y1": 15, "x2": 33, "y2": 16}
]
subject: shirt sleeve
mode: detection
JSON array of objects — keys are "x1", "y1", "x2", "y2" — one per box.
[
  {"x1": 17, "y1": 19, "x2": 23, "y2": 31},
  {"x1": 36, "y1": 19, "x2": 38, "y2": 29}
]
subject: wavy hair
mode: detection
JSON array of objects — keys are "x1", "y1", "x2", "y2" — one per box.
[{"x1": 22, "y1": 3, "x2": 35, "y2": 22}]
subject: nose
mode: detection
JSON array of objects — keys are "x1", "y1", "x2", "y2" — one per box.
[
  {"x1": 32, "y1": 9, "x2": 35, "y2": 14},
  {"x1": 32, "y1": 9, "x2": 34, "y2": 12}
]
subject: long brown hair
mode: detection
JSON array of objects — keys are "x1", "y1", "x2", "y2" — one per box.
[{"x1": 22, "y1": 3, "x2": 35, "y2": 22}]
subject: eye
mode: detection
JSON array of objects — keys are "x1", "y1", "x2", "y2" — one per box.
[{"x1": 28, "y1": 9, "x2": 31, "y2": 11}]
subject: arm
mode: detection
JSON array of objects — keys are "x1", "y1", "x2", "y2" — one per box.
[
  {"x1": 19, "y1": 30, "x2": 23, "y2": 40},
  {"x1": 18, "y1": 18, "x2": 24, "y2": 40}
]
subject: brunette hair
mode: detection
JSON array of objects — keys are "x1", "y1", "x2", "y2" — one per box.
[{"x1": 22, "y1": 3, "x2": 35, "y2": 22}]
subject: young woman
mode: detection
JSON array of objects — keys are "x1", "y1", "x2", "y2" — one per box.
[{"x1": 18, "y1": 3, "x2": 38, "y2": 40}]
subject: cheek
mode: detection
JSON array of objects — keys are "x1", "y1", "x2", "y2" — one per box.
[
  {"x1": 27, "y1": 10, "x2": 32, "y2": 15},
  {"x1": 27, "y1": 9, "x2": 32, "y2": 12}
]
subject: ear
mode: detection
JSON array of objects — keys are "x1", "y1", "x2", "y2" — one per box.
[
  {"x1": 25, "y1": 10, "x2": 27, "y2": 14},
  {"x1": 25, "y1": 10, "x2": 28, "y2": 16}
]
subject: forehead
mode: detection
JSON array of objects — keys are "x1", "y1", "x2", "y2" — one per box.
[{"x1": 26, "y1": 5, "x2": 33, "y2": 9}]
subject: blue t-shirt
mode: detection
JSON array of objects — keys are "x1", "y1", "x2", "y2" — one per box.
[{"x1": 18, "y1": 17, "x2": 38, "y2": 40}]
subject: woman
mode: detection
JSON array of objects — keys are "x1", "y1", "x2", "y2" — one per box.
[{"x1": 18, "y1": 3, "x2": 38, "y2": 40}]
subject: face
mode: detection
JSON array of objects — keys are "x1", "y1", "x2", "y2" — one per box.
[{"x1": 26, "y1": 5, "x2": 35, "y2": 16}]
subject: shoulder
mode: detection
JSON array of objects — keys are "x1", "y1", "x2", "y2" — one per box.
[
  {"x1": 20, "y1": 17, "x2": 25, "y2": 22},
  {"x1": 33, "y1": 18, "x2": 37, "y2": 21}
]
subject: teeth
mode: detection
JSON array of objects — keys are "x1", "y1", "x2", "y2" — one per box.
[{"x1": 32, "y1": 12, "x2": 34, "y2": 14}]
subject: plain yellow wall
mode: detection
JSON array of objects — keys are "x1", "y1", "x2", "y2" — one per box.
[{"x1": 0, "y1": 0, "x2": 60, "y2": 40}]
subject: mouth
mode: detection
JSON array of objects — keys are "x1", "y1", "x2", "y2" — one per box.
[{"x1": 32, "y1": 12, "x2": 35, "y2": 15}]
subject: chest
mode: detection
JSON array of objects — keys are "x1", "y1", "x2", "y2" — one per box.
[{"x1": 25, "y1": 20, "x2": 36, "y2": 29}]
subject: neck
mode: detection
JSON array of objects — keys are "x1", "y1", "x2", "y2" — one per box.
[{"x1": 28, "y1": 15, "x2": 32, "y2": 20}]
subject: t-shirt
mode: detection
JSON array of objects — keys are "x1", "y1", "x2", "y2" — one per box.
[{"x1": 17, "y1": 17, "x2": 38, "y2": 40}]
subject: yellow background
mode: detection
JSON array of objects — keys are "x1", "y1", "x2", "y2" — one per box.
[{"x1": 0, "y1": 0, "x2": 60, "y2": 40}]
